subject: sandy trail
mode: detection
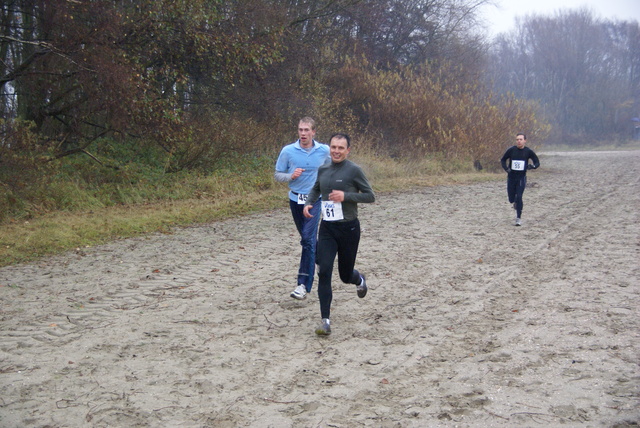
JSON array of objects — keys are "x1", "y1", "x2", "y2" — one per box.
[{"x1": 1, "y1": 150, "x2": 638, "y2": 427}]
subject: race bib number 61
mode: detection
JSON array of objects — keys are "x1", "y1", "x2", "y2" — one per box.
[{"x1": 322, "y1": 201, "x2": 344, "y2": 221}]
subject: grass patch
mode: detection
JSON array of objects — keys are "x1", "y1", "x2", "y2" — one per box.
[{"x1": 0, "y1": 152, "x2": 500, "y2": 267}]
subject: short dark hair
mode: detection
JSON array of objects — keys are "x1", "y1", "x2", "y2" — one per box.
[
  {"x1": 330, "y1": 133, "x2": 351, "y2": 147},
  {"x1": 516, "y1": 133, "x2": 527, "y2": 140}
]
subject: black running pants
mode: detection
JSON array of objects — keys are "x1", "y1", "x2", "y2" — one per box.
[{"x1": 316, "y1": 219, "x2": 361, "y2": 319}]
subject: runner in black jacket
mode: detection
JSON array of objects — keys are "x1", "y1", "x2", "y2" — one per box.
[
  {"x1": 303, "y1": 133, "x2": 375, "y2": 336},
  {"x1": 500, "y1": 133, "x2": 540, "y2": 226}
]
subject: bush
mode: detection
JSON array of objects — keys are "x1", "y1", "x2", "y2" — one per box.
[{"x1": 314, "y1": 58, "x2": 550, "y2": 169}]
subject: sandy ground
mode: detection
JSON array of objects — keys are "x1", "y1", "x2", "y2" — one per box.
[{"x1": 0, "y1": 150, "x2": 638, "y2": 428}]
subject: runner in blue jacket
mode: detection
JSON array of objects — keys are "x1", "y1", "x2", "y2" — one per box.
[{"x1": 275, "y1": 117, "x2": 330, "y2": 299}]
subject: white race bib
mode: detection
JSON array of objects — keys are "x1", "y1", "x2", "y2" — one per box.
[
  {"x1": 512, "y1": 160, "x2": 525, "y2": 171},
  {"x1": 297, "y1": 193, "x2": 308, "y2": 205},
  {"x1": 321, "y1": 201, "x2": 344, "y2": 221}
]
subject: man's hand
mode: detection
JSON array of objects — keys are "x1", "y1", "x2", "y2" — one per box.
[
  {"x1": 303, "y1": 204, "x2": 313, "y2": 218},
  {"x1": 291, "y1": 168, "x2": 305, "y2": 180},
  {"x1": 328, "y1": 190, "x2": 345, "y2": 202}
]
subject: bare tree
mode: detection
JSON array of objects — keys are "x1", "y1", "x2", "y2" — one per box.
[{"x1": 487, "y1": 8, "x2": 640, "y2": 142}]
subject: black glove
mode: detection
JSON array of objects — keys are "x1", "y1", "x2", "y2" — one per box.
[{"x1": 527, "y1": 164, "x2": 537, "y2": 170}]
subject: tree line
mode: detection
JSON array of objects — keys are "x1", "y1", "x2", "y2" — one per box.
[
  {"x1": 0, "y1": 1, "x2": 638, "y2": 192},
  {"x1": 487, "y1": 8, "x2": 640, "y2": 143}
]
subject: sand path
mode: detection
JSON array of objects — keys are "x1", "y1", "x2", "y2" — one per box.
[{"x1": 1, "y1": 150, "x2": 638, "y2": 427}]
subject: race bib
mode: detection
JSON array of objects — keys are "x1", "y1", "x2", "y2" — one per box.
[
  {"x1": 297, "y1": 193, "x2": 308, "y2": 205},
  {"x1": 322, "y1": 201, "x2": 344, "y2": 221},
  {"x1": 512, "y1": 160, "x2": 526, "y2": 171}
]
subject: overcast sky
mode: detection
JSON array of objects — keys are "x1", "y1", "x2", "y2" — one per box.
[{"x1": 482, "y1": 0, "x2": 640, "y2": 36}]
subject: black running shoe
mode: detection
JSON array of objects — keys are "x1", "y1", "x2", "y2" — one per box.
[
  {"x1": 356, "y1": 275, "x2": 368, "y2": 298},
  {"x1": 315, "y1": 318, "x2": 331, "y2": 336}
]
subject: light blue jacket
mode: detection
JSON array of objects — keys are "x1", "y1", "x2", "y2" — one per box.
[{"x1": 275, "y1": 140, "x2": 330, "y2": 201}]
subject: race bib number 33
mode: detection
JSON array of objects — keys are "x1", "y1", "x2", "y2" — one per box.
[
  {"x1": 322, "y1": 201, "x2": 344, "y2": 221},
  {"x1": 512, "y1": 160, "x2": 526, "y2": 171}
]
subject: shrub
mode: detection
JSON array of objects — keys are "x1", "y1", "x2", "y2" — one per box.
[{"x1": 316, "y1": 57, "x2": 550, "y2": 170}]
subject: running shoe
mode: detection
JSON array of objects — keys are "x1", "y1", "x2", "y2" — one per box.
[
  {"x1": 515, "y1": 218, "x2": 522, "y2": 226},
  {"x1": 356, "y1": 275, "x2": 368, "y2": 298},
  {"x1": 315, "y1": 318, "x2": 331, "y2": 336},
  {"x1": 290, "y1": 284, "x2": 307, "y2": 300}
]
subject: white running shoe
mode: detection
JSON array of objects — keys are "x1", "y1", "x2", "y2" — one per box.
[
  {"x1": 290, "y1": 284, "x2": 307, "y2": 300},
  {"x1": 515, "y1": 218, "x2": 522, "y2": 226}
]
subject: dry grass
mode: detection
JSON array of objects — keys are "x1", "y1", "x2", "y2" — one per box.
[{"x1": 0, "y1": 154, "x2": 500, "y2": 267}]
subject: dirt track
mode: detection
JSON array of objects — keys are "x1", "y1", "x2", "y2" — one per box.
[{"x1": 1, "y1": 150, "x2": 638, "y2": 427}]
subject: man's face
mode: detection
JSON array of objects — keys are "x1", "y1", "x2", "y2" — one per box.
[
  {"x1": 298, "y1": 121, "x2": 316, "y2": 147},
  {"x1": 330, "y1": 137, "x2": 350, "y2": 163},
  {"x1": 516, "y1": 135, "x2": 526, "y2": 149}
]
